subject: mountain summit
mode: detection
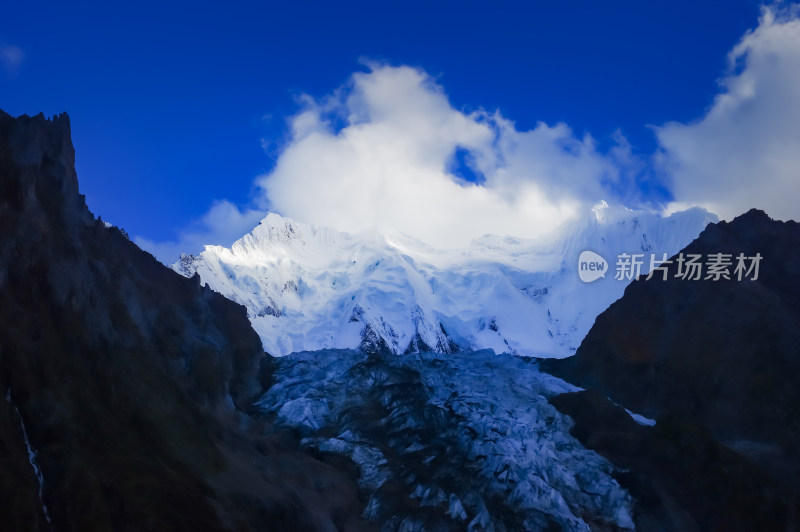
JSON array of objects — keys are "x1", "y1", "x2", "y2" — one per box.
[{"x1": 175, "y1": 206, "x2": 715, "y2": 357}]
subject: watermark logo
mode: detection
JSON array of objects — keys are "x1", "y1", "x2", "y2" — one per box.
[
  {"x1": 578, "y1": 250, "x2": 762, "y2": 282},
  {"x1": 578, "y1": 251, "x2": 608, "y2": 283}
]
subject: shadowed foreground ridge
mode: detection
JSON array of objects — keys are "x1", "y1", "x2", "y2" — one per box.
[
  {"x1": 543, "y1": 209, "x2": 800, "y2": 530},
  {"x1": 0, "y1": 110, "x2": 367, "y2": 531}
]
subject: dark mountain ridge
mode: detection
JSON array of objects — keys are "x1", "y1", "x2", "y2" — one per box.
[
  {"x1": 0, "y1": 110, "x2": 368, "y2": 531},
  {"x1": 543, "y1": 209, "x2": 800, "y2": 529}
]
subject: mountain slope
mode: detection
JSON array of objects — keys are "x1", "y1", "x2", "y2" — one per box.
[
  {"x1": 0, "y1": 110, "x2": 367, "y2": 531},
  {"x1": 542, "y1": 209, "x2": 800, "y2": 529},
  {"x1": 176, "y1": 205, "x2": 715, "y2": 358}
]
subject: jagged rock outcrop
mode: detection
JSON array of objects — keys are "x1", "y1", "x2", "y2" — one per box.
[
  {"x1": 0, "y1": 110, "x2": 368, "y2": 531},
  {"x1": 542, "y1": 209, "x2": 800, "y2": 529}
]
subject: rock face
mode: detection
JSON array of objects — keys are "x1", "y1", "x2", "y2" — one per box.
[
  {"x1": 0, "y1": 111, "x2": 367, "y2": 531},
  {"x1": 542, "y1": 210, "x2": 800, "y2": 529}
]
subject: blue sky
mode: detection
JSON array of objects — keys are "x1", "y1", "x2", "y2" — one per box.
[{"x1": 3, "y1": 1, "x2": 799, "y2": 261}]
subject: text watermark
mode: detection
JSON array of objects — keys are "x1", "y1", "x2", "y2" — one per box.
[{"x1": 579, "y1": 252, "x2": 762, "y2": 283}]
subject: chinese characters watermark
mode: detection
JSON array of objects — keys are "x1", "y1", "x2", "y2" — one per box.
[{"x1": 579, "y1": 251, "x2": 762, "y2": 283}]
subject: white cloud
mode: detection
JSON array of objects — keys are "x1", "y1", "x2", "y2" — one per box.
[
  {"x1": 0, "y1": 44, "x2": 24, "y2": 73},
  {"x1": 256, "y1": 64, "x2": 628, "y2": 248},
  {"x1": 139, "y1": 64, "x2": 638, "y2": 261},
  {"x1": 142, "y1": 5, "x2": 800, "y2": 261},
  {"x1": 657, "y1": 5, "x2": 800, "y2": 222},
  {"x1": 135, "y1": 200, "x2": 265, "y2": 263}
]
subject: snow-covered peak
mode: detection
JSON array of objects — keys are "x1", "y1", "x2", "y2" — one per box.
[{"x1": 174, "y1": 206, "x2": 716, "y2": 357}]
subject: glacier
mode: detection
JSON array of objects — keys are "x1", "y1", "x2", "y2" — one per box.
[
  {"x1": 255, "y1": 349, "x2": 636, "y2": 531},
  {"x1": 174, "y1": 203, "x2": 715, "y2": 358}
]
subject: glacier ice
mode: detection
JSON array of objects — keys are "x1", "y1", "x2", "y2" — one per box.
[{"x1": 254, "y1": 349, "x2": 636, "y2": 531}]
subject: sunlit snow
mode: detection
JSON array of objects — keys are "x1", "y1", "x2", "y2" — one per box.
[{"x1": 174, "y1": 203, "x2": 714, "y2": 357}]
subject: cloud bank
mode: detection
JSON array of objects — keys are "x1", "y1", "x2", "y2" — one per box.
[
  {"x1": 138, "y1": 5, "x2": 800, "y2": 263},
  {"x1": 255, "y1": 64, "x2": 635, "y2": 249},
  {"x1": 658, "y1": 5, "x2": 800, "y2": 221}
]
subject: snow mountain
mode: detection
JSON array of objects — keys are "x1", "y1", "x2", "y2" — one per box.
[{"x1": 174, "y1": 204, "x2": 715, "y2": 357}]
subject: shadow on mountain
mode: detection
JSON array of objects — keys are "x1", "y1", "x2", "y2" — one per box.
[
  {"x1": 0, "y1": 111, "x2": 369, "y2": 531},
  {"x1": 542, "y1": 209, "x2": 800, "y2": 530}
]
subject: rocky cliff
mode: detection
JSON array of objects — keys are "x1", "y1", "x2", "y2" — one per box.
[
  {"x1": 543, "y1": 209, "x2": 800, "y2": 529},
  {"x1": 0, "y1": 110, "x2": 367, "y2": 531}
]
